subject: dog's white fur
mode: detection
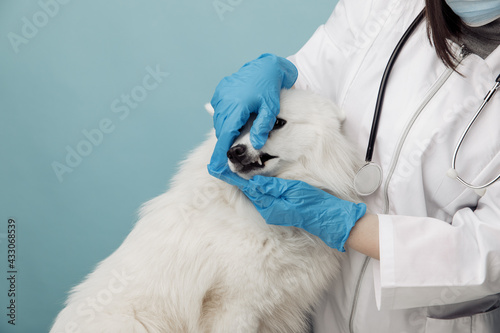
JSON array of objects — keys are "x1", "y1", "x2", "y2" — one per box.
[{"x1": 51, "y1": 89, "x2": 362, "y2": 333}]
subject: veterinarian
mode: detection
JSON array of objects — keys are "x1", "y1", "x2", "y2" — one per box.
[{"x1": 209, "y1": 0, "x2": 500, "y2": 332}]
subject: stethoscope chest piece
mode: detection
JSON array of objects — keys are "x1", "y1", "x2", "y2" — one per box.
[
  {"x1": 354, "y1": 162, "x2": 383, "y2": 196},
  {"x1": 351, "y1": 10, "x2": 424, "y2": 198}
]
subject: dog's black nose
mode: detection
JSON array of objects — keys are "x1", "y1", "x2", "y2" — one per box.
[{"x1": 227, "y1": 144, "x2": 247, "y2": 163}]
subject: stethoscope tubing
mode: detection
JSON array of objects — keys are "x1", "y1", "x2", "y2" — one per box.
[
  {"x1": 450, "y1": 75, "x2": 500, "y2": 190},
  {"x1": 357, "y1": 7, "x2": 500, "y2": 197},
  {"x1": 365, "y1": 9, "x2": 426, "y2": 163}
]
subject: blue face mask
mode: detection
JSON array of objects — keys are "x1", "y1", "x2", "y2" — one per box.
[{"x1": 445, "y1": 0, "x2": 500, "y2": 27}]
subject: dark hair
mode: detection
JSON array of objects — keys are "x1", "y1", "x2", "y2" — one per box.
[{"x1": 425, "y1": 0, "x2": 466, "y2": 69}]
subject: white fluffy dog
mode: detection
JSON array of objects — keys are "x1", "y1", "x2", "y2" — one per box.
[{"x1": 51, "y1": 89, "x2": 362, "y2": 333}]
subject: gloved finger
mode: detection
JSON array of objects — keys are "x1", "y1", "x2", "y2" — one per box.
[
  {"x1": 209, "y1": 131, "x2": 235, "y2": 168},
  {"x1": 256, "y1": 53, "x2": 298, "y2": 89},
  {"x1": 277, "y1": 57, "x2": 299, "y2": 89},
  {"x1": 208, "y1": 133, "x2": 241, "y2": 181},
  {"x1": 208, "y1": 134, "x2": 250, "y2": 189},
  {"x1": 207, "y1": 158, "x2": 249, "y2": 190},
  {"x1": 211, "y1": 103, "x2": 254, "y2": 161},
  {"x1": 212, "y1": 103, "x2": 238, "y2": 138},
  {"x1": 250, "y1": 100, "x2": 279, "y2": 149},
  {"x1": 208, "y1": 163, "x2": 249, "y2": 189},
  {"x1": 245, "y1": 175, "x2": 296, "y2": 198},
  {"x1": 213, "y1": 105, "x2": 251, "y2": 140},
  {"x1": 241, "y1": 187, "x2": 277, "y2": 210},
  {"x1": 225, "y1": 171, "x2": 250, "y2": 189}
]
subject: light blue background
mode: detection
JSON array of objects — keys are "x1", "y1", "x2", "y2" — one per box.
[{"x1": 0, "y1": 0, "x2": 338, "y2": 331}]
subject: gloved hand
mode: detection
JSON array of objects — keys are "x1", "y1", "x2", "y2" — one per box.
[
  {"x1": 240, "y1": 175, "x2": 367, "y2": 252},
  {"x1": 208, "y1": 53, "x2": 298, "y2": 185}
]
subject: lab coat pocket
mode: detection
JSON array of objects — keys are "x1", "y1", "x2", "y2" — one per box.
[{"x1": 425, "y1": 305, "x2": 500, "y2": 333}]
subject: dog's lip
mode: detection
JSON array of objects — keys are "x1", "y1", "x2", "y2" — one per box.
[
  {"x1": 258, "y1": 153, "x2": 277, "y2": 165},
  {"x1": 234, "y1": 153, "x2": 278, "y2": 173}
]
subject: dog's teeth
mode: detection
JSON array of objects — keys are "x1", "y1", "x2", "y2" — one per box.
[{"x1": 257, "y1": 157, "x2": 263, "y2": 166}]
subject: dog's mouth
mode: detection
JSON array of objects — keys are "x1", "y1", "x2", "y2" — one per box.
[
  {"x1": 227, "y1": 145, "x2": 278, "y2": 174},
  {"x1": 238, "y1": 153, "x2": 277, "y2": 173}
]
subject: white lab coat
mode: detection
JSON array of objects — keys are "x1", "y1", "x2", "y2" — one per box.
[{"x1": 288, "y1": 0, "x2": 500, "y2": 332}]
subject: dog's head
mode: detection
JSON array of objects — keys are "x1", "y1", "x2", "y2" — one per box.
[
  {"x1": 225, "y1": 89, "x2": 360, "y2": 200},
  {"x1": 226, "y1": 113, "x2": 285, "y2": 179}
]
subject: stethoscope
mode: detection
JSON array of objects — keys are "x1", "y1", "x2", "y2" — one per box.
[{"x1": 354, "y1": 9, "x2": 500, "y2": 197}]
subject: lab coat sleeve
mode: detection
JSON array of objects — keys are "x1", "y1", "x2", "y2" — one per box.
[
  {"x1": 287, "y1": 0, "x2": 387, "y2": 106},
  {"x1": 373, "y1": 159, "x2": 500, "y2": 310}
]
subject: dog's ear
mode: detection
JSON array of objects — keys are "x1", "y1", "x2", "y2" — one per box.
[{"x1": 204, "y1": 103, "x2": 214, "y2": 117}]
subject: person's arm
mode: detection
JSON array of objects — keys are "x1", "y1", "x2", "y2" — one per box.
[
  {"x1": 287, "y1": 0, "x2": 385, "y2": 103},
  {"x1": 239, "y1": 176, "x2": 367, "y2": 253},
  {"x1": 240, "y1": 171, "x2": 500, "y2": 311},
  {"x1": 372, "y1": 178, "x2": 500, "y2": 310},
  {"x1": 346, "y1": 213, "x2": 380, "y2": 260}
]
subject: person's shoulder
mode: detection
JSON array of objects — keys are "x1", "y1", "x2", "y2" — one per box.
[{"x1": 324, "y1": 0, "x2": 424, "y2": 36}]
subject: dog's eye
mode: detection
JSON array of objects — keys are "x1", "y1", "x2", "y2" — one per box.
[{"x1": 272, "y1": 118, "x2": 287, "y2": 130}]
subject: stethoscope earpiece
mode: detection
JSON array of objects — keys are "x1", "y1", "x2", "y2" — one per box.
[
  {"x1": 446, "y1": 168, "x2": 458, "y2": 179},
  {"x1": 449, "y1": 77, "x2": 500, "y2": 195},
  {"x1": 474, "y1": 188, "x2": 487, "y2": 197},
  {"x1": 448, "y1": 168, "x2": 488, "y2": 197}
]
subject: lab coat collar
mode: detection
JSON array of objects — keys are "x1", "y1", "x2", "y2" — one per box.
[{"x1": 485, "y1": 44, "x2": 500, "y2": 79}]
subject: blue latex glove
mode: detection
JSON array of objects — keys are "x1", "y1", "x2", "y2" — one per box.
[
  {"x1": 240, "y1": 176, "x2": 367, "y2": 252},
  {"x1": 208, "y1": 53, "x2": 298, "y2": 185}
]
